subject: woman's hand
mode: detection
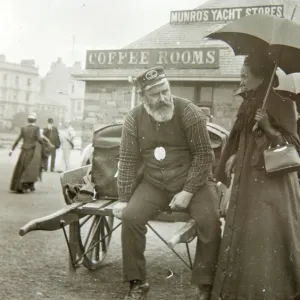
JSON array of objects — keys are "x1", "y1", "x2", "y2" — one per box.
[
  {"x1": 255, "y1": 109, "x2": 272, "y2": 132},
  {"x1": 225, "y1": 154, "x2": 237, "y2": 178}
]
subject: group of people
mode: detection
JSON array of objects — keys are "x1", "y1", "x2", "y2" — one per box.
[
  {"x1": 8, "y1": 53, "x2": 300, "y2": 299},
  {"x1": 9, "y1": 116, "x2": 76, "y2": 193},
  {"x1": 112, "y1": 55, "x2": 300, "y2": 300}
]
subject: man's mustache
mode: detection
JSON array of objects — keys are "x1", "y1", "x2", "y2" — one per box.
[{"x1": 156, "y1": 100, "x2": 170, "y2": 108}]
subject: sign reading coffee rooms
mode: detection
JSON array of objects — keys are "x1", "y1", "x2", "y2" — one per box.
[
  {"x1": 170, "y1": 5, "x2": 284, "y2": 24},
  {"x1": 86, "y1": 48, "x2": 220, "y2": 69}
]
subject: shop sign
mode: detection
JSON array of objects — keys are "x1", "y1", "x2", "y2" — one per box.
[
  {"x1": 86, "y1": 48, "x2": 220, "y2": 69},
  {"x1": 170, "y1": 5, "x2": 284, "y2": 24}
]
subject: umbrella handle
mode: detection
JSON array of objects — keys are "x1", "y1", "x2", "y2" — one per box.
[{"x1": 252, "y1": 61, "x2": 279, "y2": 132}]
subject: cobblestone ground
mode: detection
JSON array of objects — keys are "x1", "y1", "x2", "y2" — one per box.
[{"x1": 0, "y1": 149, "x2": 200, "y2": 300}]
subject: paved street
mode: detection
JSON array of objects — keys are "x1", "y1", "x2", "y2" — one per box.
[{"x1": 0, "y1": 148, "x2": 199, "y2": 300}]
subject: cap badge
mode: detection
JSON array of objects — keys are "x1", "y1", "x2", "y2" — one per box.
[{"x1": 145, "y1": 69, "x2": 158, "y2": 81}]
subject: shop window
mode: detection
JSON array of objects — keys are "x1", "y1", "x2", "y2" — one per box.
[
  {"x1": 170, "y1": 86, "x2": 195, "y2": 102},
  {"x1": 199, "y1": 86, "x2": 213, "y2": 106}
]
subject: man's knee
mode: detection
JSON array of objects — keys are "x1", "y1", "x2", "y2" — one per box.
[
  {"x1": 190, "y1": 186, "x2": 221, "y2": 230},
  {"x1": 122, "y1": 207, "x2": 149, "y2": 227}
]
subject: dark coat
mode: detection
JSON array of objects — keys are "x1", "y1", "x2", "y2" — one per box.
[
  {"x1": 43, "y1": 126, "x2": 60, "y2": 148},
  {"x1": 211, "y1": 85, "x2": 300, "y2": 300},
  {"x1": 10, "y1": 125, "x2": 43, "y2": 191}
]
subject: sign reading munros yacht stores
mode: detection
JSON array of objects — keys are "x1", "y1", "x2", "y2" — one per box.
[
  {"x1": 86, "y1": 48, "x2": 220, "y2": 69},
  {"x1": 170, "y1": 5, "x2": 284, "y2": 24}
]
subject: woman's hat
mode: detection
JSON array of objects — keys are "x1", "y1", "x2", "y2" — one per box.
[{"x1": 28, "y1": 112, "x2": 37, "y2": 119}]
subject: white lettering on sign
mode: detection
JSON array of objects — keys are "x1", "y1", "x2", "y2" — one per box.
[
  {"x1": 206, "y1": 51, "x2": 216, "y2": 64},
  {"x1": 128, "y1": 51, "x2": 138, "y2": 64},
  {"x1": 192, "y1": 51, "x2": 204, "y2": 64},
  {"x1": 170, "y1": 5, "x2": 284, "y2": 24},
  {"x1": 140, "y1": 51, "x2": 149, "y2": 64},
  {"x1": 158, "y1": 51, "x2": 168, "y2": 64},
  {"x1": 86, "y1": 48, "x2": 219, "y2": 69},
  {"x1": 108, "y1": 52, "x2": 117, "y2": 64}
]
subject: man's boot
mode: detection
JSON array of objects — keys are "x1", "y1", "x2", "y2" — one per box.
[
  {"x1": 197, "y1": 284, "x2": 212, "y2": 300},
  {"x1": 124, "y1": 280, "x2": 150, "y2": 300}
]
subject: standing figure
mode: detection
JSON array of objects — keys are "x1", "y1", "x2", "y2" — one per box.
[
  {"x1": 113, "y1": 66, "x2": 221, "y2": 300},
  {"x1": 212, "y1": 54, "x2": 300, "y2": 300},
  {"x1": 59, "y1": 122, "x2": 75, "y2": 171},
  {"x1": 9, "y1": 113, "x2": 44, "y2": 193},
  {"x1": 42, "y1": 118, "x2": 60, "y2": 172}
]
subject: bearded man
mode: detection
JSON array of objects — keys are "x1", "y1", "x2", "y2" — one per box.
[{"x1": 113, "y1": 66, "x2": 221, "y2": 300}]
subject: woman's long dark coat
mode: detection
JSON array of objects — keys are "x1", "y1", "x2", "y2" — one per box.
[
  {"x1": 10, "y1": 125, "x2": 43, "y2": 191},
  {"x1": 212, "y1": 85, "x2": 300, "y2": 300}
]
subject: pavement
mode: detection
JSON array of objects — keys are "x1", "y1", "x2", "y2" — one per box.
[{"x1": 0, "y1": 148, "x2": 201, "y2": 300}]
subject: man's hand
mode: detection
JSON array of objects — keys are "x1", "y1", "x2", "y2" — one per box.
[
  {"x1": 169, "y1": 190, "x2": 193, "y2": 211},
  {"x1": 112, "y1": 202, "x2": 128, "y2": 219},
  {"x1": 255, "y1": 109, "x2": 272, "y2": 132},
  {"x1": 225, "y1": 154, "x2": 237, "y2": 178}
]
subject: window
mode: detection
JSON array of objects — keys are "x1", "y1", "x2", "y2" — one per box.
[
  {"x1": 13, "y1": 91, "x2": 18, "y2": 101},
  {"x1": 0, "y1": 88, "x2": 6, "y2": 101},
  {"x1": 3, "y1": 74, "x2": 7, "y2": 85},
  {"x1": 26, "y1": 92, "x2": 30, "y2": 102},
  {"x1": 76, "y1": 100, "x2": 82, "y2": 112},
  {"x1": 199, "y1": 86, "x2": 213, "y2": 106},
  {"x1": 27, "y1": 78, "x2": 31, "y2": 87},
  {"x1": 196, "y1": 86, "x2": 214, "y2": 120},
  {"x1": 72, "y1": 84, "x2": 75, "y2": 94},
  {"x1": 15, "y1": 76, "x2": 19, "y2": 87},
  {"x1": 170, "y1": 86, "x2": 195, "y2": 101}
]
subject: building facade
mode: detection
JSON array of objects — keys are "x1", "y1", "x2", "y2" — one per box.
[
  {"x1": 40, "y1": 58, "x2": 85, "y2": 124},
  {"x1": 0, "y1": 55, "x2": 40, "y2": 128},
  {"x1": 75, "y1": 0, "x2": 300, "y2": 143}
]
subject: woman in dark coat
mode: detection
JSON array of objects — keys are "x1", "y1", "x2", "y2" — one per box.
[
  {"x1": 9, "y1": 113, "x2": 52, "y2": 193},
  {"x1": 212, "y1": 54, "x2": 300, "y2": 300}
]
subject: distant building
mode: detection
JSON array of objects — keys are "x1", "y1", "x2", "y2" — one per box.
[
  {"x1": 0, "y1": 55, "x2": 40, "y2": 127},
  {"x1": 40, "y1": 58, "x2": 85, "y2": 122}
]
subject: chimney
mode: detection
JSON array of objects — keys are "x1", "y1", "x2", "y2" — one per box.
[
  {"x1": 0, "y1": 55, "x2": 6, "y2": 62},
  {"x1": 73, "y1": 61, "x2": 82, "y2": 70}
]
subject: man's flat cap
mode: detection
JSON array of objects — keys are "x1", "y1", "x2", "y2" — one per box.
[{"x1": 136, "y1": 66, "x2": 167, "y2": 91}]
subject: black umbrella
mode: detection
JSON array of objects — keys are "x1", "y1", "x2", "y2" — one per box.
[
  {"x1": 206, "y1": 14, "x2": 300, "y2": 74},
  {"x1": 206, "y1": 13, "x2": 300, "y2": 130}
]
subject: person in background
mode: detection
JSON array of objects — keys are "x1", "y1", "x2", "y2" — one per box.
[
  {"x1": 113, "y1": 66, "x2": 221, "y2": 300},
  {"x1": 9, "y1": 113, "x2": 44, "y2": 193},
  {"x1": 59, "y1": 121, "x2": 75, "y2": 171},
  {"x1": 42, "y1": 118, "x2": 60, "y2": 172}
]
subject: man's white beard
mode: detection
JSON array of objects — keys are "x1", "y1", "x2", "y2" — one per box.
[{"x1": 144, "y1": 100, "x2": 174, "y2": 122}]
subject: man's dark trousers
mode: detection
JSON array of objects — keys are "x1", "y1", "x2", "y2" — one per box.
[
  {"x1": 45, "y1": 148, "x2": 57, "y2": 171},
  {"x1": 121, "y1": 180, "x2": 222, "y2": 285}
]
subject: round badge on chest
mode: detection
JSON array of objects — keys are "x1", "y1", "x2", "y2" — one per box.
[{"x1": 154, "y1": 147, "x2": 166, "y2": 161}]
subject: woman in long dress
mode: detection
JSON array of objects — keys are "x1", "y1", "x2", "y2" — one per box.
[
  {"x1": 212, "y1": 54, "x2": 300, "y2": 300},
  {"x1": 58, "y1": 122, "x2": 75, "y2": 171},
  {"x1": 9, "y1": 113, "x2": 52, "y2": 193}
]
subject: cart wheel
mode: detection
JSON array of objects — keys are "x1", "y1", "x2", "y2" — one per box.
[{"x1": 76, "y1": 215, "x2": 114, "y2": 270}]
